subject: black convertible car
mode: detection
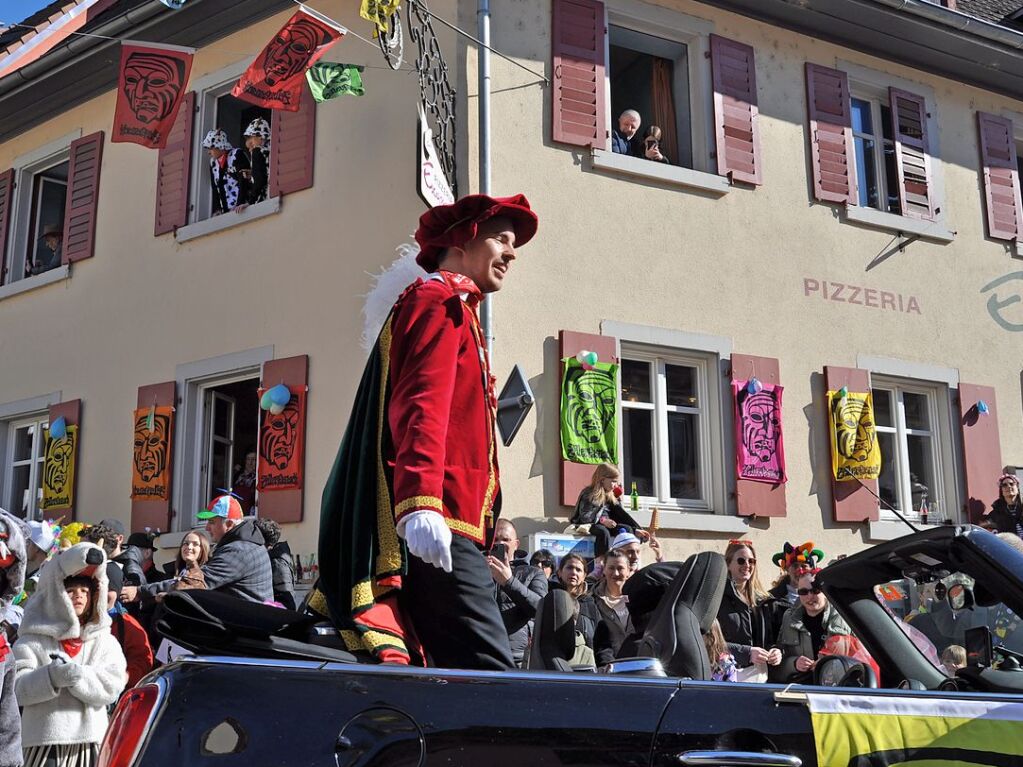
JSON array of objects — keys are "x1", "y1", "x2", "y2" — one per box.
[{"x1": 98, "y1": 525, "x2": 1023, "y2": 767}]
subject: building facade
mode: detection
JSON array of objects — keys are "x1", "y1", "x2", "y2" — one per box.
[{"x1": 0, "y1": 0, "x2": 1021, "y2": 567}]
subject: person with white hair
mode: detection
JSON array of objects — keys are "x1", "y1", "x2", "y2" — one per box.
[{"x1": 612, "y1": 109, "x2": 642, "y2": 155}]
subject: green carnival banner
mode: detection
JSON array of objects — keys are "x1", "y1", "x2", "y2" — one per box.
[
  {"x1": 306, "y1": 62, "x2": 365, "y2": 102},
  {"x1": 560, "y1": 357, "x2": 618, "y2": 464}
]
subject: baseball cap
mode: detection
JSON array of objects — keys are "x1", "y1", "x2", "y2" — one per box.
[
  {"x1": 126, "y1": 531, "x2": 157, "y2": 549},
  {"x1": 100, "y1": 518, "x2": 126, "y2": 538},
  {"x1": 197, "y1": 495, "x2": 243, "y2": 521}
]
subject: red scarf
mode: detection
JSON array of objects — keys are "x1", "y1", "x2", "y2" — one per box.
[
  {"x1": 60, "y1": 638, "x2": 83, "y2": 658},
  {"x1": 0, "y1": 633, "x2": 8, "y2": 663}
]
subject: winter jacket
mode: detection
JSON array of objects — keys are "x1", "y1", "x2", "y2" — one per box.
[
  {"x1": 570, "y1": 490, "x2": 642, "y2": 530},
  {"x1": 116, "y1": 545, "x2": 150, "y2": 586},
  {"x1": 592, "y1": 581, "x2": 633, "y2": 666},
  {"x1": 717, "y1": 579, "x2": 781, "y2": 668},
  {"x1": 269, "y1": 542, "x2": 297, "y2": 610},
  {"x1": 769, "y1": 578, "x2": 798, "y2": 607},
  {"x1": 14, "y1": 544, "x2": 127, "y2": 748},
  {"x1": 549, "y1": 580, "x2": 598, "y2": 647},
  {"x1": 110, "y1": 610, "x2": 153, "y2": 690},
  {"x1": 496, "y1": 560, "x2": 548, "y2": 663},
  {"x1": 771, "y1": 601, "x2": 851, "y2": 683},
  {"x1": 0, "y1": 509, "x2": 27, "y2": 767},
  {"x1": 984, "y1": 497, "x2": 1023, "y2": 535},
  {"x1": 201, "y1": 520, "x2": 272, "y2": 603}
]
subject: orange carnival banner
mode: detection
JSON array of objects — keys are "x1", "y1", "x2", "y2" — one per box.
[
  {"x1": 112, "y1": 42, "x2": 194, "y2": 149},
  {"x1": 257, "y1": 388, "x2": 306, "y2": 491},
  {"x1": 131, "y1": 406, "x2": 174, "y2": 500},
  {"x1": 232, "y1": 8, "x2": 344, "y2": 112}
]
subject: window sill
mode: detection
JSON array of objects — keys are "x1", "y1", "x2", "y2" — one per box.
[
  {"x1": 867, "y1": 519, "x2": 951, "y2": 542},
  {"x1": 174, "y1": 197, "x2": 281, "y2": 243},
  {"x1": 841, "y1": 206, "x2": 955, "y2": 243},
  {"x1": 0, "y1": 265, "x2": 69, "y2": 302},
  {"x1": 590, "y1": 149, "x2": 730, "y2": 196},
  {"x1": 630, "y1": 507, "x2": 749, "y2": 534}
]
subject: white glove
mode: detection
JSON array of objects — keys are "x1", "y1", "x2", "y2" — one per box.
[
  {"x1": 48, "y1": 659, "x2": 82, "y2": 688},
  {"x1": 398, "y1": 511, "x2": 452, "y2": 573}
]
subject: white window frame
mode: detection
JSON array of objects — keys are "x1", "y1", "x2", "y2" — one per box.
[
  {"x1": 2, "y1": 413, "x2": 49, "y2": 521},
  {"x1": 619, "y1": 345, "x2": 717, "y2": 513},
  {"x1": 870, "y1": 376, "x2": 956, "y2": 525},
  {"x1": 602, "y1": 0, "x2": 714, "y2": 173},
  {"x1": 850, "y1": 93, "x2": 896, "y2": 214}
]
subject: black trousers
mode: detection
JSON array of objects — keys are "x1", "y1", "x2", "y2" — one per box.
[{"x1": 402, "y1": 534, "x2": 514, "y2": 671}]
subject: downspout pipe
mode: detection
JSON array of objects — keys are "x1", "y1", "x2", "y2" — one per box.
[{"x1": 477, "y1": 0, "x2": 494, "y2": 361}]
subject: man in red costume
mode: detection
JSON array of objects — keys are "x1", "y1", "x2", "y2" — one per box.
[{"x1": 318, "y1": 194, "x2": 538, "y2": 671}]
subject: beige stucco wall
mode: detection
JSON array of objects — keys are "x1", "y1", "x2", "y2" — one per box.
[
  {"x1": 458, "y1": 0, "x2": 1023, "y2": 565},
  {"x1": 2, "y1": 0, "x2": 1022, "y2": 573}
]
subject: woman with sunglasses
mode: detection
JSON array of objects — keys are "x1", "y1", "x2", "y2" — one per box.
[
  {"x1": 771, "y1": 570, "x2": 851, "y2": 683},
  {"x1": 716, "y1": 541, "x2": 782, "y2": 680},
  {"x1": 983, "y1": 474, "x2": 1023, "y2": 536}
]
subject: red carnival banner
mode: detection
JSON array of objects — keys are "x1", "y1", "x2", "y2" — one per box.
[
  {"x1": 112, "y1": 42, "x2": 194, "y2": 149},
  {"x1": 232, "y1": 9, "x2": 344, "y2": 112},
  {"x1": 257, "y1": 388, "x2": 306, "y2": 491}
]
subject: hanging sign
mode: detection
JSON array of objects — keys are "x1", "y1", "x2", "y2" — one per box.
[
  {"x1": 306, "y1": 62, "x2": 365, "y2": 102},
  {"x1": 232, "y1": 8, "x2": 345, "y2": 112},
  {"x1": 360, "y1": 0, "x2": 400, "y2": 34},
  {"x1": 417, "y1": 103, "x2": 454, "y2": 208},
  {"x1": 733, "y1": 380, "x2": 787, "y2": 484},
  {"x1": 257, "y1": 387, "x2": 306, "y2": 491},
  {"x1": 131, "y1": 406, "x2": 174, "y2": 500},
  {"x1": 112, "y1": 41, "x2": 195, "y2": 149},
  {"x1": 560, "y1": 357, "x2": 618, "y2": 464},
  {"x1": 828, "y1": 390, "x2": 881, "y2": 481},
  {"x1": 41, "y1": 425, "x2": 78, "y2": 512}
]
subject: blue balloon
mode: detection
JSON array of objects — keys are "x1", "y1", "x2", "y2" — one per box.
[
  {"x1": 269, "y1": 384, "x2": 292, "y2": 407},
  {"x1": 50, "y1": 416, "x2": 67, "y2": 440},
  {"x1": 978, "y1": 400, "x2": 990, "y2": 415},
  {"x1": 746, "y1": 377, "x2": 763, "y2": 395}
]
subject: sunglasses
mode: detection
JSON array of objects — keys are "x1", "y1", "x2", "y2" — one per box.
[
  {"x1": 797, "y1": 586, "x2": 822, "y2": 596},
  {"x1": 735, "y1": 557, "x2": 756, "y2": 566},
  {"x1": 1001, "y1": 483, "x2": 1017, "y2": 488}
]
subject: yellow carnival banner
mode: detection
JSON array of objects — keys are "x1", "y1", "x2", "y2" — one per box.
[
  {"x1": 828, "y1": 390, "x2": 881, "y2": 481},
  {"x1": 808, "y1": 693, "x2": 1023, "y2": 766},
  {"x1": 41, "y1": 424, "x2": 77, "y2": 512}
]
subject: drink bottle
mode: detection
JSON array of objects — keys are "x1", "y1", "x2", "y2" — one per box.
[{"x1": 630, "y1": 482, "x2": 639, "y2": 512}]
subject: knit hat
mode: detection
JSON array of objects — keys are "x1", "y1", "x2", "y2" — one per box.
[
  {"x1": 243, "y1": 117, "x2": 271, "y2": 140},
  {"x1": 413, "y1": 193, "x2": 537, "y2": 272},
  {"x1": 202, "y1": 129, "x2": 232, "y2": 151},
  {"x1": 772, "y1": 541, "x2": 824, "y2": 574},
  {"x1": 609, "y1": 531, "x2": 641, "y2": 551}
]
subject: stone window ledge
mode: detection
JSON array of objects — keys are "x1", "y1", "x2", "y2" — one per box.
[
  {"x1": 842, "y1": 206, "x2": 955, "y2": 243},
  {"x1": 174, "y1": 197, "x2": 281, "y2": 243},
  {"x1": 590, "y1": 149, "x2": 730, "y2": 196},
  {"x1": 0, "y1": 265, "x2": 69, "y2": 302},
  {"x1": 630, "y1": 507, "x2": 750, "y2": 534}
]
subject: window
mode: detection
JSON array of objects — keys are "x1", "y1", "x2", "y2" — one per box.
[
  {"x1": 851, "y1": 96, "x2": 901, "y2": 214},
  {"x1": 871, "y1": 381, "x2": 949, "y2": 522},
  {"x1": 198, "y1": 377, "x2": 260, "y2": 518},
  {"x1": 2, "y1": 152, "x2": 69, "y2": 285},
  {"x1": 3, "y1": 414, "x2": 48, "y2": 520},
  {"x1": 620, "y1": 350, "x2": 715, "y2": 509},
  {"x1": 608, "y1": 25, "x2": 691, "y2": 168}
]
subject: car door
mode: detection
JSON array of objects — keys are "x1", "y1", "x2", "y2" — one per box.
[{"x1": 651, "y1": 681, "x2": 816, "y2": 767}]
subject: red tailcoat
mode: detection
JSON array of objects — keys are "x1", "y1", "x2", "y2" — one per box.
[{"x1": 388, "y1": 271, "x2": 499, "y2": 545}]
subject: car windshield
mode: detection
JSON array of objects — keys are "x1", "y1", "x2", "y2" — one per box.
[{"x1": 874, "y1": 573, "x2": 1023, "y2": 675}]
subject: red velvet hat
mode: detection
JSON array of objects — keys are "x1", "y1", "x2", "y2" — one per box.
[{"x1": 414, "y1": 193, "x2": 538, "y2": 271}]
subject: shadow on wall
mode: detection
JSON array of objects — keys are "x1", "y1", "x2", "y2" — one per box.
[{"x1": 804, "y1": 370, "x2": 839, "y2": 529}]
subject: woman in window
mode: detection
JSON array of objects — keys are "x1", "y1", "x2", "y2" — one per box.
[
  {"x1": 202, "y1": 129, "x2": 251, "y2": 215},
  {"x1": 771, "y1": 571, "x2": 851, "y2": 684},
  {"x1": 241, "y1": 118, "x2": 271, "y2": 207},
  {"x1": 15, "y1": 543, "x2": 127, "y2": 767},
  {"x1": 984, "y1": 474, "x2": 1023, "y2": 536},
  {"x1": 593, "y1": 549, "x2": 634, "y2": 665},
  {"x1": 550, "y1": 553, "x2": 599, "y2": 648},
  {"x1": 716, "y1": 540, "x2": 781, "y2": 682},
  {"x1": 570, "y1": 463, "x2": 648, "y2": 558}
]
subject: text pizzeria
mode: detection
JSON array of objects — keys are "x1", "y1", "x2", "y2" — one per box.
[{"x1": 803, "y1": 278, "x2": 921, "y2": 314}]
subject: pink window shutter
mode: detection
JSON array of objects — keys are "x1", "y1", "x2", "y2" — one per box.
[
  {"x1": 958, "y1": 384, "x2": 1003, "y2": 524},
  {"x1": 889, "y1": 88, "x2": 935, "y2": 220},
  {"x1": 154, "y1": 90, "x2": 195, "y2": 236},
  {"x1": 551, "y1": 0, "x2": 607, "y2": 148},
  {"x1": 977, "y1": 112, "x2": 1023, "y2": 242},
  {"x1": 805, "y1": 63, "x2": 856, "y2": 205},
  {"x1": 269, "y1": 87, "x2": 316, "y2": 197},
  {"x1": 62, "y1": 131, "x2": 104, "y2": 263},
  {"x1": 0, "y1": 168, "x2": 13, "y2": 286},
  {"x1": 710, "y1": 34, "x2": 762, "y2": 185}
]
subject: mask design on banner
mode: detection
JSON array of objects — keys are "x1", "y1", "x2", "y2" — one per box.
[
  {"x1": 560, "y1": 358, "x2": 619, "y2": 464},
  {"x1": 122, "y1": 52, "x2": 186, "y2": 124},
  {"x1": 733, "y1": 381, "x2": 787, "y2": 484},
  {"x1": 261, "y1": 398, "x2": 300, "y2": 470},
  {"x1": 829, "y1": 390, "x2": 882, "y2": 481},
  {"x1": 133, "y1": 413, "x2": 170, "y2": 482},
  {"x1": 42, "y1": 426, "x2": 77, "y2": 511},
  {"x1": 264, "y1": 19, "x2": 328, "y2": 84}
]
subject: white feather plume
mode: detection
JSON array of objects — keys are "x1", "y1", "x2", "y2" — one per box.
[{"x1": 361, "y1": 240, "x2": 425, "y2": 351}]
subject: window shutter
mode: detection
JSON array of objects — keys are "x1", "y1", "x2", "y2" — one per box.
[
  {"x1": 559, "y1": 330, "x2": 617, "y2": 507},
  {"x1": 958, "y1": 383, "x2": 1002, "y2": 524},
  {"x1": 269, "y1": 88, "x2": 316, "y2": 197},
  {"x1": 889, "y1": 88, "x2": 935, "y2": 220},
  {"x1": 823, "y1": 366, "x2": 879, "y2": 523},
  {"x1": 258, "y1": 355, "x2": 309, "y2": 523},
  {"x1": 61, "y1": 131, "x2": 103, "y2": 264},
  {"x1": 710, "y1": 34, "x2": 762, "y2": 185},
  {"x1": 132, "y1": 381, "x2": 176, "y2": 533},
  {"x1": 155, "y1": 91, "x2": 195, "y2": 236},
  {"x1": 731, "y1": 354, "x2": 785, "y2": 517},
  {"x1": 551, "y1": 0, "x2": 607, "y2": 149},
  {"x1": 977, "y1": 112, "x2": 1023, "y2": 242},
  {"x1": 47, "y1": 399, "x2": 81, "y2": 522},
  {"x1": 805, "y1": 63, "x2": 856, "y2": 204},
  {"x1": 0, "y1": 168, "x2": 13, "y2": 286}
]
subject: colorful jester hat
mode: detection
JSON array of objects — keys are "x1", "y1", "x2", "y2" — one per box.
[{"x1": 772, "y1": 541, "x2": 824, "y2": 575}]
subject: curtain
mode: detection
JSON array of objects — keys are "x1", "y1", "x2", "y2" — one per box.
[{"x1": 651, "y1": 58, "x2": 678, "y2": 166}]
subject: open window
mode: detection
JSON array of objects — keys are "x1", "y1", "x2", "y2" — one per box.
[
  {"x1": 3, "y1": 414, "x2": 48, "y2": 520},
  {"x1": 200, "y1": 377, "x2": 260, "y2": 518},
  {"x1": 2, "y1": 152, "x2": 69, "y2": 285}
]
